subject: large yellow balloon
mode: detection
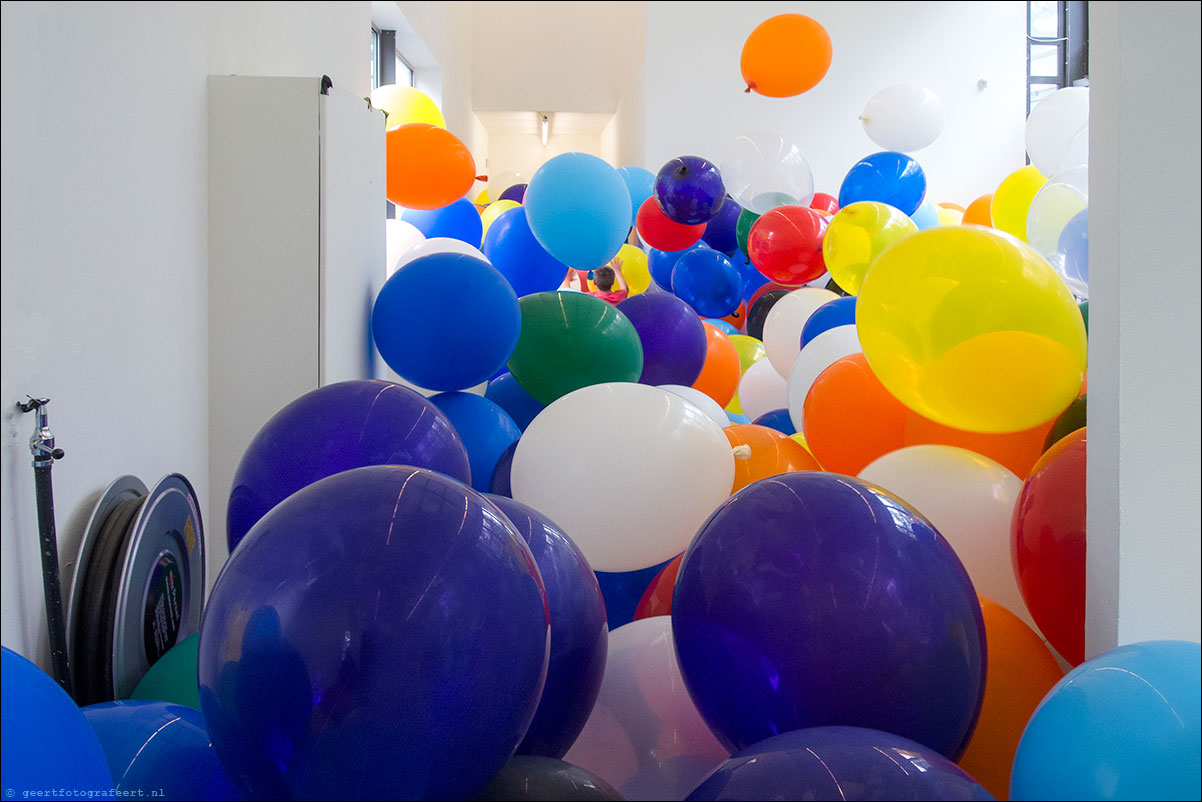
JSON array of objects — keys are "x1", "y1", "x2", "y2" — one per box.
[
  {"x1": 857, "y1": 227, "x2": 1087, "y2": 434},
  {"x1": 991, "y1": 165, "x2": 1046, "y2": 241},
  {"x1": 370, "y1": 84, "x2": 446, "y2": 129},
  {"x1": 481, "y1": 199, "x2": 520, "y2": 238},
  {"x1": 822, "y1": 201, "x2": 919, "y2": 296}
]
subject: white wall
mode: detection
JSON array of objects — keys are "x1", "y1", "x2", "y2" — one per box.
[
  {"x1": 1, "y1": 1, "x2": 371, "y2": 667},
  {"x1": 1086, "y1": 1, "x2": 1202, "y2": 654},
  {"x1": 489, "y1": 131, "x2": 605, "y2": 181},
  {"x1": 601, "y1": 64, "x2": 648, "y2": 169},
  {"x1": 643, "y1": 1, "x2": 1026, "y2": 204}
]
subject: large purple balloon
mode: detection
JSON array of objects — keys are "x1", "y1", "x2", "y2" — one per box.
[
  {"x1": 201, "y1": 466, "x2": 550, "y2": 801},
  {"x1": 616, "y1": 293, "x2": 708, "y2": 387},
  {"x1": 686, "y1": 726, "x2": 994, "y2": 801},
  {"x1": 488, "y1": 496, "x2": 608, "y2": 759},
  {"x1": 672, "y1": 472, "x2": 986, "y2": 758},
  {"x1": 226, "y1": 380, "x2": 470, "y2": 553},
  {"x1": 701, "y1": 195, "x2": 743, "y2": 255},
  {"x1": 655, "y1": 156, "x2": 726, "y2": 225}
]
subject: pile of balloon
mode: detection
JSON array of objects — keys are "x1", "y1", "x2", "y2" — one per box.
[{"x1": 5, "y1": 12, "x2": 1200, "y2": 802}]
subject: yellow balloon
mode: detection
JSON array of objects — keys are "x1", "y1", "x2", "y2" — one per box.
[
  {"x1": 789, "y1": 431, "x2": 817, "y2": 462},
  {"x1": 936, "y1": 206, "x2": 964, "y2": 226},
  {"x1": 822, "y1": 201, "x2": 919, "y2": 296},
  {"x1": 857, "y1": 227, "x2": 1087, "y2": 434},
  {"x1": 475, "y1": 188, "x2": 491, "y2": 205},
  {"x1": 481, "y1": 199, "x2": 520, "y2": 238},
  {"x1": 725, "y1": 334, "x2": 767, "y2": 414},
  {"x1": 591, "y1": 245, "x2": 651, "y2": 295},
  {"x1": 990, "y1": 165, "x2": 1046, "y2": 241},
  {"x1": 370, "y1": 84, "x2": 446, "y2": 129}
]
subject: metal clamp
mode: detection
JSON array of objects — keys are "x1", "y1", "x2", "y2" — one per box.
[{"x1": 17, "y1": 396, "x2": 65, "y2": 466}]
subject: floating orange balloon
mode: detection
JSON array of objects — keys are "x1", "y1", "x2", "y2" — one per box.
[
  {"x1": 803, "y1": 353, "x2": 908, "y2": 476},
  {"x1": 385, "y1": 123, "x2": 476, "y2": 210},
  {"x1": 633, "y1": 553, "x2": 683, "y2": 620},
  {"x1": 691, "y1": 322, "x2": 741, "y2": 408},
  {"x1": 962, "y1": 193, "x2": 994, "y2": 227},
  {"x1": 720, "y1": 300, "x2": 747, "y2": 331},
  {"x1": 724, "y1": 424, "x2": 821, "y2": 494},
  {"x1": 903, "y1": 410, "x2": 1056, "y2": 479},
  {"x1": 958, "y1": 596, "x2": 1065, "y2": 801},
  {"x1": 740, "y1": 14, "x2": 833, "y2": 98}
]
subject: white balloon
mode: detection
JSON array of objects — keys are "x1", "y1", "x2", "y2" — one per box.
[
  {"x1": 858, "y1": 445, "x2": 1032, "y2": 629},
  {"x1": 787, "y1": 325, "x2": 862, "y2": 432},
  {"x1": 860, "y1": 84, "x2": 946, "y2": 152},
  {"x1": 1026, "y1": 165, "x2": 1089, "y2": 263},
  {"x1": 761, "y1": 287, "x2": 839, "y2": 378},
  {"x1": 396, "y1": 237, "x2": 488, "y2": 270},
  {"x1": 719, "y1": 132, "x2": 815, "y2": 214},
  {"x1": 1025, "y1": 87, "x2": 1090, "y2": 178},
  {"x1": 737, "y1": 357, "x2": 789, "y2": 422},
  {"x1": 385, "y1": 219, "x2": 426, "y2": 277},
  {"x1": 1060, "y1": 123, "x2": 1089, "y2": 172},
  {"x1": 511, "y1": 383, "x2": 734, "y2": 572},
  {"x1": 657, "y1": 384, "x2": 731, "y2": 428},
  {"x1": 563, "y1": 616, "x2": 730, "y2": 801}
]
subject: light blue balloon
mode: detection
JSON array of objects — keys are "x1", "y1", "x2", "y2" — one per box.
[
  {"x1": 525, "y1": 153, "x2": 632, "y2": 271},
  {"x1": 618, "y1": 166, "x2": 656, "y2": 227},
  {"x1": 910, "y1": 199, "x2": 941, "y2": 231},
  {"x1": 1056, "y1": 208, "x2": 1089, "y2": 299},
  {"x1": 1011, "y1": 639, "x2": 1201, "y2": 801},
  {"x1": 704, "y1": 318, "x2": 740, "y2": 336}
]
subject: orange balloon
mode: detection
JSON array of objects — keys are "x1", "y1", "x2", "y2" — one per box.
[
  {"x1": 962, "y1": 193, "x2": 994, "y2": 228},
  {"x1": 724, "y1": 424, "x2": 822, "y2": 493},
  {"x1": 958, "y1": 596, "x2": 1065, "y2": 800},
  {"x1": 720, "y1": 300, "x2": 747, "y2": 331},
  {"x1": 740, "y1": 14, "x2": 833, "y2": 98},
  {"x1": 385, "y1": 123, "x2": 476, "y2": 210},
  {"x1": 633, "y1": 553, "x2": 683, "y2": 620},
  {"x1": 691, "y1": 322, "x2": 741, "y2": 408},
  {"x1": 803, "y1": 353, "x2": 908, "y2": 475},
  {"x1": 903, "y1": 411, "x2": 1055, "y2": 479}
]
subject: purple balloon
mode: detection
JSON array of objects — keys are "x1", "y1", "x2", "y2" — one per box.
[
  {"x1": 488, "y1": 496, "x2": 608, "y2": 759},
  {"x1": 226, "y1": 380, "x2": 470, "y2": 552},
  {"x1": 655, "y1": 156, "x2": 726, "y2": 225},
  {"x1": 616, "y1": 293, "x2": 708, "y2": 387},
  {"x1": 686, "y1": 726, "x2": 994, "y2": 801},
  {"x1": 499, "y1": 183, "x2": 528, "y2": 204},
  {"x1": 201, "y1": 466, "x2": 550, "y2": 801},
  {"x1": 672, "y1": 472, "x2": 986, "y2": 758},
  {"x1": 701, "y1": 195, "x2": 742, "y2": 255}
]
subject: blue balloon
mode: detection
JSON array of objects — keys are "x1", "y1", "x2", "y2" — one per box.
[
  {"x1": 488, "y1": 496, "x2": 608, "y2": 759},
  {"x1": 430, "y1": 392, "x2": 521, "y2": 493},
  {"x1": 701, "y1": 196, "x2": 743, "y2": 255},
  {"x1": 485, "y1": 372, "x2": 547, "y2": 431},
  {"x1": 1011, "y1": 640, "x2": 1200, "y2": 801},
  {"x1": 201, "y1": 466, "x2": 550, "y2": 801},
  {"x1": 648, "y1": 241, "x2": 710, "y2": 291},
  {"x1": 401, "y1": 197, "x2": 484, "y2": 248},
  {"x1": 704, "y1": 318, "x2": 740, "y2": 336},
  {"x1": 372, "y1": 252, "x2": 521, "y2": 391},
  {"x1": 526, "y1": 153, "x2": 632, "y2": 270},
  {"x1": 655, "y1": 156, "x2": 726, "y2": 225},
  {"x1": 673, "y1": 472, "x2": 985, "y2": 756},
  {"x1": 910, "y1": 199, "x2": 941, "y2": 230},
  {"x1": 616, "y1": 293, "x2": 708, "y2": 387},
  {"x1": 483, "y1": 207, "x2": 572, "y2": 299},
  {"x1": 617, "y1": 166, "x2": 656, "y2": 227},
  {"x1": 83, "y1": 700, "x2": 240, "y2": 801},
  {"x1": 227, "y1": 379, "x2": 470, "y2": 552},
  {"x1": 726, "y1": 412, "x2": 752, "y2": 425},
  {"x1": 838, "y1": 152, "x2": 927, "y2": 216},
  {"x1": 595, "y1": 558, "x2": 672, "y2": 630},
  {"x1": 751, "y1": 408, "x2": 795, "y2": 435},
  {"x1": 672, "y1": 249, "x2": 742, "y2": 318},
  {"x1": 1056, "y1": 208, "x2": 1089, "y2": 297},
  {"x1": 1, "y1": 647, "x2": 113, "y2": 796},
  {"x1": 800, "y1": 296, "x2": 857, "y2": 349},
  {"x1": 687, "y1": 726, "x2": 993, "y2": 801}
]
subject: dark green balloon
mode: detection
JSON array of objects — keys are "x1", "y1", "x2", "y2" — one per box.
[
  {"x1": 508, "y1": 292, "x2": 643, "y2": 405},
  {"x1": 1078, "y1": 299, "x2": 1089, "y2": 336},
  {"x1": 735, "y1": 208, "x2": 761, "y2": 257},
  {"x1": 1043, "y1": 394, "x2": 1087, "y2": 453},
  {"x1": 130, "y1": 632, "x2": 200, "y2": 709}
]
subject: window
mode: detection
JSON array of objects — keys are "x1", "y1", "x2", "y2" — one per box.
[
  {"x1": 1027, "y1": 1, "x2": 1089, "y2": 114},
  {"x1": 371, "y1": 29, "x2": 414, "y2": 91}
]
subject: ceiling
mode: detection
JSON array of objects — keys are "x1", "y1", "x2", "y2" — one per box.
[{"x1": 475, "y1": 110, "x2": 615, "y2": 135}]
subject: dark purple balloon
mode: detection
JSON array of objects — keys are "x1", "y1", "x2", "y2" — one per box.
[
  {"x1": 201, "y1": 466, "x2": 549, "y2": 801},
  {"x1": 672, "y1": 249, "x2": 743, "y2": 318},
  {"x1": 672, "y1": 472, "x2": 986, "y2": 758},
  {"x1": 800, "y1": 295, "x2": 857, "y2": 349},
  {"x1": 226, "y1": 380, "x2": 470, "y2": 553},
  {"x1": 655, "y1": 156, "x2": 726, "y2": 225},
  {"x1": 490, "y1": 440, "x2": 519, "y2": 498},
  {"x1": 701, "y1": 195, "x2": 742, "y2": 255},
  {"x1": 616, "y1": 293, "x2": 708, "y2": 387},
  {"x1": 499, "y1": 183, "x2": 528, "y2": 203},
  {"x1": 488, "y1": 496, "x2": 608, "y2": 759},
  {"x1": 686, "y1": 726, "x2": 995, "y2": 801}
]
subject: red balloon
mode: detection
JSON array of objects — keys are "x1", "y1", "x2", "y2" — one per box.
[
  {"x1": 747, "y1": 205, "x2": 829, "y2": 286},
  {"x1": 634, "y1": 553, "x2": 683, "y2": 620},
  {"x1": 636, "y1": 197, "x2": 705, "y2": 251},
  {"x1": 810, "y1": 192, "x2": 839, "y2": 215},
  {"x1": 1011, "y1": 427, "x2": 1086, "y2": 665}
]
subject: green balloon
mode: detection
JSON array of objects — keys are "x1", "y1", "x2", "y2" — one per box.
[
  {"x1": 130, "y1": 632, "x2": 200, "y2": 709},
  {"x1": 735, "y1": 208, "x2": 762, "y2": 257},
  {"x1": 1043, "y1": 394, "x2": 1087, "y2": 453},
  {"x1": 1078, "y1": 299, "x2": 1089, "y2": 336},
  {"x1": 508, "y1": 292, "x2": 643, "y2": 405}
]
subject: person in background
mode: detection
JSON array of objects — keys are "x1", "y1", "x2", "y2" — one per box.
[{"x1": 568, "y1": 256, "x2": 628, "y2": 305}]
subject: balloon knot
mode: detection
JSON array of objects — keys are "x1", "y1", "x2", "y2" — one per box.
[
  {"x1": 744, "y1": 85, "x2": 753, "y2": 94},
  {"x1": 732, "y1": 445, "x2": 752, "y2": 460},
  {"x1": 475, "y1": 175, "x2": 488, "y2": 182}
]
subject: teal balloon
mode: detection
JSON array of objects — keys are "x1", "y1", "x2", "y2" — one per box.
[
  {"x1": 1011, "y1": 640, "x2": 1201, "y2": 801},
  {"x1": 131, "y1": 632, "x2": 201, "y2": 709},
  {"x1": 525, "y1": 154, "x2": 632, "y2": 271}
]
